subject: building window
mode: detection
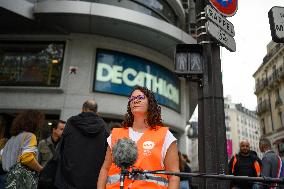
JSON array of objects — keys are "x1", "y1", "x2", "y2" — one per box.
[
  {"x1": 261, "y1": 118, "x2": 266, "y2": 134},
  {"x1": 0, "y1": 41, "x2": 65, "y2": 87},
  {"x1": 279, "y1": 111, "x2": 283, "y2": 127},
  {"x1": 96, "y1": 0, "x2": 178, "y2": 26},
  {"x1": 275, "y1": 88, "x2": 282, "y2": 106}
]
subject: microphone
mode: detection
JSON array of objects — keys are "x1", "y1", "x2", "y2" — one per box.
[{"x1": 112, "y1": 138, "x2": 138, "y2": 189}]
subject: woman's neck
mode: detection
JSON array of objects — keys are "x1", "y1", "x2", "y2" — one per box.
[{"x1": 132, "y1": 117, "x2": 148, "y2": 132}]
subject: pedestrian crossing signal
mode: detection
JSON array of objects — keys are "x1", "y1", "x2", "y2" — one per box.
[{"x1": 174, "y1": 44, "x2": 203, "y2": 78}]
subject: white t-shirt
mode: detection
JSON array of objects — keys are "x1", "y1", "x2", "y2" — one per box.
[{"x1": 107, "y1": 127, "x2": 177, "y2": 167}]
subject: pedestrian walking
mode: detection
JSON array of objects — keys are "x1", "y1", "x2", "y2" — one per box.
[
  {"x1": 54, "y1": 100, "x2": 109, "y2": 189},
  {"x1": 0, "y1": 116, "x2": 8, "y2": 189},
  {"x1": 1, "y1": 110, "x2": 45, "y2": 189},
  {"x1": 179, "y1": 152, "x2": 192, "y2": 189},
  {"x1": 38, "y1": 120, "x2": 66, "y2": 167}
]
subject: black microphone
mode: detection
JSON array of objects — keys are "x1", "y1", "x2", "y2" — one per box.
[{"x1": 112, "y1": 138, "x2": 138, "y2": 189}]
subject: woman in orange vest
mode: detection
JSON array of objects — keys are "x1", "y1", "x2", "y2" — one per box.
[{"x1": 97, "y1": 86, "x2": 180, "y2": 189}]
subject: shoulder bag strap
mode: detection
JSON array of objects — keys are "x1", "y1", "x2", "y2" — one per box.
[{"x1": 17, "y1": 132, "x2": 29, "y2": 162}]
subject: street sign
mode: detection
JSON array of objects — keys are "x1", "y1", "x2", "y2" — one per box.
[
  {"x1": 209, "y1": 0, "x2": 238, "y2": 17},
  {"x1": 205, "y1": 5, "x2": 235, "y2": 37},
  {"x1": 268, "y1": 6, "x2": 284, "y2": 43},
  {"x1": 206, "y1": 21, "x2": 236, "y2": 52}
]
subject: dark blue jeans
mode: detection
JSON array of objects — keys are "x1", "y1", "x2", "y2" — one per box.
[{"x1": 0, "y1": 174, "x2": 6, "y2": 189}]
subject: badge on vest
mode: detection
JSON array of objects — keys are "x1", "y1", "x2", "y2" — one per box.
[{"x1": 143, "y1": 141, "x2": 155, "y2": 156}]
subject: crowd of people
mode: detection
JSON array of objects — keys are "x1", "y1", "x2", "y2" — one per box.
[
  {"x1": 228, "y1": 139, "x2": 283, "y2": 189},
  {"x1": 0, "y1": 85, "x2": 282, "y2": 189}
]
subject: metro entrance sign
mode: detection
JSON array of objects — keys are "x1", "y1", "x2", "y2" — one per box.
[
  {"x1": 268, "y1": 6, "x2": 284, "y2": 43},
  {"x1": 209, "y1": 0, "x2": 238, "y2": 17}
]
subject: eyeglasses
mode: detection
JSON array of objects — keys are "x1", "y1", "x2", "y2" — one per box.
[{"x1": 128, "y1": 94, "x2": 146, "y2": 102}]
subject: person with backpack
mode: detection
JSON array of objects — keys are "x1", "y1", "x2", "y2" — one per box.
[
  {"x1": 1, "y1": 110, "x2": 45, "y2": 189},
  {"x1": 228, "y1": 140, "x2": 261, "y2": 189}
]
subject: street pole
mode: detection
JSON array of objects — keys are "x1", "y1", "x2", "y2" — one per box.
[{"x1": 196, "y1": 0, "x2": 229, "y2": 188}]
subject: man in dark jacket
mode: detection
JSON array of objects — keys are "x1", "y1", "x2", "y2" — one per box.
[
  {"x1": 228, "y1": 140, "x2": 261, "y2": 189},
  {"x1": 55, "y1": 100, "x2": 109, "y2": 189}
]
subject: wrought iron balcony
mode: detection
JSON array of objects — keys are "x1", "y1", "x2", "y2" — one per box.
[
  {"x1": 256, "y1": 100, "x2": 271, "y2": 116},
  {"x1": 275, "y1": 96, "x2": 283, "y2": 107},
  {"x1": 255, "y1": 79, "x2": 268, "y2": 94},
  {"x1": 278, "y1": 65, "x2": 284, "y2": 79},
  {"x1": 263, "y1": 43, "x2": 284, "y2": 64}
]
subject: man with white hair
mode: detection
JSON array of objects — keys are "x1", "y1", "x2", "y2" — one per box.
[
  {"x1": 259, "y1": 138, "x2": 283, "y2": 189},
  {"x1": 228, "y1": 140, "x2": 261, "y2": 189}
]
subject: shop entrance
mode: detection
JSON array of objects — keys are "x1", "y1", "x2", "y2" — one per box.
[{"x1": 0, "y1": 110, "x2": 60, "y2": 141}]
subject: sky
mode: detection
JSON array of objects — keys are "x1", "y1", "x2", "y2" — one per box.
[{"x1": 221, "y1": 0, "x2": 284, "y2": 111}]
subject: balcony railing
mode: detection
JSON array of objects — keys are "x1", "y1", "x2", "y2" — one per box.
[
  {"x1": 256, "y1": 100, "x2": 271, "y2": 115},
  {"x1": 255, "y1": 79, "x2": 268, "y2": 94},
  {"x1": 267, "y1": 70, "x2": 280, "y2": 89},
  {"x1": 263, "y1": 43, "x2": 284, "y2": 64},
  {"x1": 256, "y1": 65, "x2": 284, "y2": 94},
  {"x1": 278, "y1": 65, "x2": 284, "y2": 79},
  {"x1": 275, "y1": 96, "x2": 283, "y2": 107}
]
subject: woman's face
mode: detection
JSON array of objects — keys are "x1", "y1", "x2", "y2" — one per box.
[{"x1": 129, "y1": 90, "x2": 149, "y2": 116}]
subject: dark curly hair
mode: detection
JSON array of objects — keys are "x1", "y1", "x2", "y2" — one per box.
[
  {"x1": 122, "y1": 86, "x2": 163, "y2": 129},
  {"x1": 10, "y1": 110, "x2": 45, "y2": 136}
]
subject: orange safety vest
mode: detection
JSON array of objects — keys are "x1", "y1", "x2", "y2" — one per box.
[
  {"x1": 231, "y1": 154, "x2": 261, "y2": 177},
  {"x1": 106, "y1": 126, "x2": 169, "y2": 189}
]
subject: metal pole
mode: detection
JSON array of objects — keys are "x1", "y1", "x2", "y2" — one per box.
[{"x1": 196, "y1": 0, "x2": 229, "y2": 188}]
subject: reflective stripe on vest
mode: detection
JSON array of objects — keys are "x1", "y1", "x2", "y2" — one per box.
[
  {"x1": 107, "y1": 172, "x2": 168, "y2": 187},
  {"x1": 232, "y1": 154, "x2": 261, "y2": 176},
  {"x1": 231, "y1": 155, "x2": 237, "y2": 174},
  {"x1": 253, "y1": 161, "x2": 261, "y2": 176}
]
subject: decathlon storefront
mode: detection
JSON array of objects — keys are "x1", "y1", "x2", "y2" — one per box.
[{"x1": 0, "y1": 0, "x2": 197, "y2": 143}]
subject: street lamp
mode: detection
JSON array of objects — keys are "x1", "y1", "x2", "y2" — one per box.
[{"x1": 186, "y1": 122, "x2": 198, "y2": 139}]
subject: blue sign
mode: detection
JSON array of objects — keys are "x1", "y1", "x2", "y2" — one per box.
[
  {"x1": 94, "y1": 49, "x2": 181, "y2": 112},
  {"x1": 217, "y1": 0, "x2": 232, "y2": 7}
]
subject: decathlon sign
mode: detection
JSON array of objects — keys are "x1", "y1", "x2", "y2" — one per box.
[
  {"x1": 209, "y1": 0, "x2": 238, "y2": 17},
  {"x1": 94, "y1": 49, "x2": 181, "y2": 112}
]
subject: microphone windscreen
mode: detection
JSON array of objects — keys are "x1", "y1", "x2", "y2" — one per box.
[{"x1": 112, "y1": 137, "x2": 138, "y2": 169}]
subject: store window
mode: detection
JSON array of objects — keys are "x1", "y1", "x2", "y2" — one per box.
[{"x1": 0, "y1": 41, "x2": 65, "y2": 87}]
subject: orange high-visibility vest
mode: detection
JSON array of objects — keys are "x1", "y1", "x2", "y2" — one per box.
[
  {"x1": 231, "y1": 154, "x2": 261, "y2": 176},
  {"x1": 106, "y1": 126, "x2": 169, "y2": 189}
]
